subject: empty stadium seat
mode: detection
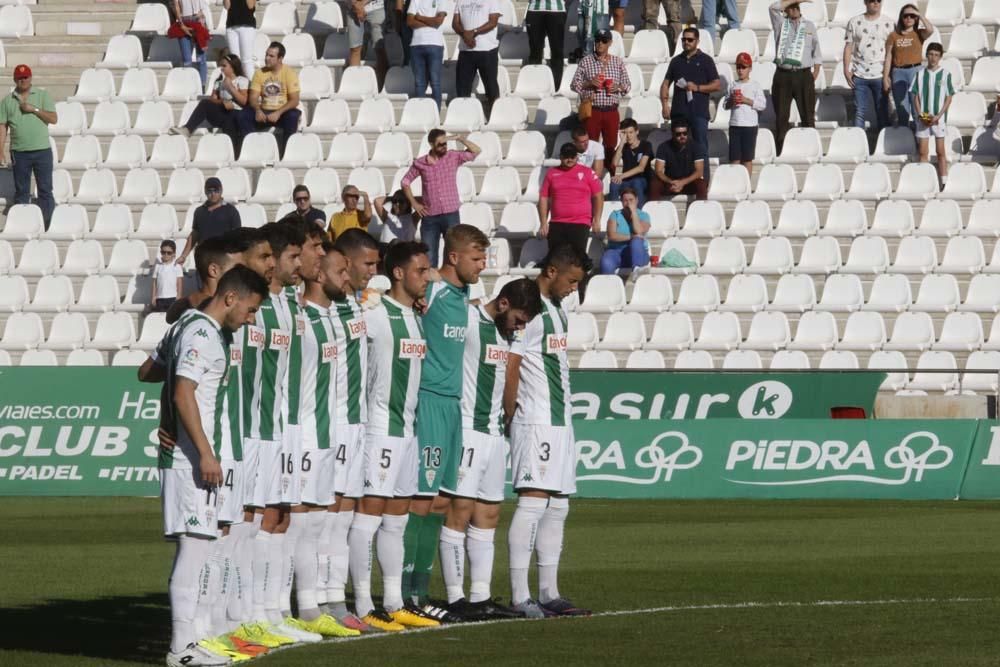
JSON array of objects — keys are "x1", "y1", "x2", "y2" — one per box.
[
  {"x1": 496, "y1": 202, "x2": 540, "y2": 237},
  {"x1": 71, "y1": 275, "x2": 120, "y2": 313},
  {"x1": 353, "y1": 97, "x2": 397, "y2": 133},
  {"x1": 58, "y1": 135, "x2": 102, "y2": 171},
  {"x1": 502, "y1": 131, "x2": 547, "y2": 167},
  {"x1": 14, "y1": 240, "x2": 59, "y2": 276},
  {"x1": 891, "y1": 236, "x2": 937, "y2": 274},
  {"x1": 116, "y1": 168, "x2": 162, "y2": 205},
  {"x1": 820, "y1": 199, "x2": 867, "y2": 238},
  {"x1": 961, "y1": 351, "x2": 1000, "y2": 392},
  {"x1": 346, "y1": 167, "x2": 386, "y2": 198},
  {"x1": 88, "y1": 100, "x2": 131, "y2": 136},
  {"x1": 679, "y1": 200, "x2": 725, "y2": 238},
  {"x1": 115, "y1": 68, "x2": 159, "y2": 103},
  {"x1": 934, "y1": 312, "x2": 984, "y2": 352},
  {"x1": 691, "y1": 312, "x2": 741, "y2": 351},
  {"x1": 578, "y1": 350, "x2": 619, "y2": 369},
  {"x1": 822, "y1": 127, "x2": 868, "y2": 164},
  {"x1": 0, "y1": 276, "x2": 28, "y2": 312},
  {"x1": 909, "y1": 351, "x2": 958, "y2": 392},
  {"x1": 911, "y1": 274, "x2": 960, "y2": 312},
  {"x1": 325, "y1": 133, "x2": 368, "y2": 168},
  {"x1": 723, "y1": 349, "x2": 763, "y2": 369},
  {"x1": 86, "y1": 311, "x2": 137, "y2": 349},
  {"x1": 473, "y1": 166, "x2": 521, "y2": 204},
  {"x1": 794, "y1": 236, "x2": 842, "y2": 275},
  {"x1": 303, "y1": 99, "x2": 352, "y2": 134},
  {"x1": 97, "y1": 34, "x2": 142, "y2": 69},
  {"x1": 248, "y1": 167, "x2": 295, "y2": 204},
  {"x1": 579, "y1": 275, "x2": 627, "y2": 313},
  {"x1": 768, "y1": 274, "x2": 816, "y2": 312},
  {"x1": 774, "y1": 201, "x2": 820, "y2": 237},
  {"x1": 0, "y1": 312, "x2": 44, "y2": 350},
  {"x1": 19, "y1": 350, "x2": 57, "y2": 366},
  {"x1": 597, "y1": 312, "x2": 647, "y2": 351},
  {"x1": 707, "y1": 164, "x2": 751, "y2": 201},
  {"x1": 846, "y1": 163, "x2": 892, "y2": 200},
  {"x1": 842, "y1": 236, "x2": 889, "y2": 273},
  {"x1": 959, "y1": 274, "x2": 1000, "y2": 313},
  {"x1": 746, "y1": 237, "x2": 794, "y2": 274},
  {"x1": 621, "y1": 275, "x2": 672, "y2": 313},
  {"x1": 717, "y1": 274, "x2": 766, "y2": 313},
  {"x1": 787, "y1": 311, "x2": 838, "y2": 350},
  {"x1": 334, "y1": 66, "x2": 380, "y2": 100},
  {"x1": 104, "y1": 239, "x2": 149, "y2": 276},
  {"x1": 567, "y1": 312, "x2": 599, "y2": 350},
  {"x1": 215, "y1": 166, "x2": 252, "y2": 201},
  {"x1": 872, "y1": 126, "x2": 917, "y2": 163},
  {"x1": 883, "y1": 311, "x2": 935, "y2": 351},
  {"x1": 40, "y1": 312, "x2": 90, "y2": 350},
  {"x1": 749, "y1": 164, "x2": 797, "y2": 201},
  {"x1": 815, "y1": 274, "x2": 864, "y2": 312},
  {"x1": 135, "y1": 313, "x2": 170, "y2": 352},
  {"x1": 861, "y1": 274, "x2": 910, "y2": 313},
  {"x1": 673, "y1": 274, "x2": 720, "y2": 312},
  {"x1": 624, "y1": 350, "x2": 664, "y2": 369},
  {"x1": 799, "y1": 163, "x2": 845, "y2": 201},
  {"x1": 674, "y1": 349, "x2": 713, "y2": 369},
  {"x1": 25, "y1": 275, "x2": 74, "y2": 313},
  {"x1": 967, "y1": 57, "x2": 1000, "y2": 93},
  {"x1": 775, "y1": 127, "x2": 822, "y2": 164},
  {"x1": 1, "y1": 204, "x2": 44, "y2": 241},
  {"x1": 725, "y1": 200, "x2": 772, "y2": 238},
  {"x1": 485, "y1": 97, "x2": 529, "y2": 132},
  {"x1": 700, "y1": 237, "x2": 746, "y2": 275},
  {"x1": 943, "y1": 163, "x2": 987, "y2": 200}
]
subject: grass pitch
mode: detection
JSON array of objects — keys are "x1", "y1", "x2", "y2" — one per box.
[{"x1": 3, "y1": 497, "x2": 1000, "y2": 666}]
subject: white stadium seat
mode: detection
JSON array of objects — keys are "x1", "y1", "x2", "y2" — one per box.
[
  {"x1": 884, "y1": 312, "x2": 936, "y2": 351},
  {"x1": 597, "y1": 312, "x2": 647, "y2": 351},
  {"x1": 579, "y1": 275, "x2": 626, "y2": 313},
  {"x1": 104, "y1": 134, "x2": 148, "y2": 170},
  {"x1": 872, "y1": 126, "x2": 917, "y2": 163},
  {"x1": 353, "y1": 97, "x2": 396, "y2": 133},
  {"x1": 326, "y1": 133, "x2": 368, "y2": 168},
  {"x1": 934, "y1": 312, "x2": 984, "y2": 352},
  {"x1": 86, "y1": 312, "x2": 137, "y2": 350},
  {"x1": 397, "y1": 98, "x2": 441, "y2": 132},
  {"x1": 49, "y1": 102, "x2": 87, "y2": 137},
  {"x1": 674, "y1": 350, "x2": 714, "y2": 369},
  {"x1": 624, "y1": 275, "x2": 673, "y2": 313},
  {"x1": 691, "y1": 312, "x2": 742, "y2": 351},
  {"x1": 771, "y1": 350, "x2": 811, "y2": 369},
  {"x1": 69, "y1": 68, "x2": 116, "y2": 104},
  {"x1": 773, "y1": 201, "x2": 819, "y2": 238},
  {"x1": 40, "y1": 312, "x2": 90, "y2": 350},
  {"x1": 96, "y1": 34, "x2": 142, "y2": 69},
  {"x1": 842, "y1": 236, "x2": 889, "y2": 274},
  {"x1": 474, "y1": 166, "x2": 521, "y2": 204},
  {"x1": 863, "y1": 274, "x2": 911, "y2": 313},
  {"x1": 136, "y1": 313, "x2": 170, "y2": 352},
  {"x1": 66, "y1": 349, "x2": 106, "y2": 366},
  {"x1": 776, "y1": 127, "x2": 822, "y2": 164},
  {"x1": 0, "y1": 313, "x2": 44, "y2": 350},
  {"x1": 909, "y1": 351, "x2": 958, "y2": 392},
  {"x1": 15, "y1": 240, "x2": 59, "y2": 276},
  {"x1": 719, "y1": 274, "x2": 768, "y2": 312},
  {"x1": 104, "y1": 239, "x2": 149, "y2": 276},
  {"x1": 892, "y1": 163, "x2": 939, "y2": 202},
  {"x1": 485, "y1": 97, "x2": 529, "y2": 132},
  {"x1": 911, "y1": 274, "x2": 960, "y2": 312},
  {"x1": 279, "y1": 133, "x2": 324, "y2": 169},
  {"x1": 131, "y1": 3, "x2": 171, "y2": 32},
  {"x1": 215, "y1": 166, "x2": 252, "y2": 202},
  {"x1": 726, "y1": 200, "x2": 772, "y2": 238},
  {"x1": 647, "y1": 312, "x2": 694, "y2": 351},
  {"x1": 768, "y1": 274, "x2": 816, "y2": 312},
  {"x1": 961, "y1": 351, "x2": 1000, "y2": 392},
  {"x1": 794, "y1": 236, "x2": 842, "y2": 275},
  {"x1": 891, "y1": 236, "x2": 938, "y2": 274},
  {"x1": 24, "y1": 275, "x2": 73, "y2": 313},
  {"x1": 513, "y1": 64, "x2": 555, "y2": 99},
  {"x1": 707, "y1": 164, "x2": 751, "y2": 201},
  {"x1": 820, "y1": 350, "x2": 860, "y2": 369},
  {"x1": 236, "y1": 133, "x2": 281, "y2": 168},
  {"x1": 820, "y1": 200, "x2": 867, "y2": 238},
  {"x1": 249, "y1": 167, "x2": 296, "y2": 204},
  {"x1": 741, "y1": 311, "x2": 791, "y2": 351},
  {"x1": 567, "y1": 312, "x2": 599, "y2": 351},
  {"x1": 162, "y1": 168, "x2": 206, "y2": 204},
  {"x1": 746, "y1": 237, "x2": 794, "y2": 275},
  {"x1": 59, "y1": 239, "x2": 105, "y2": 276},
  {"x1": 19, "y1": 350, "x2": 57, "y2": 366},
  {"x1": 116, "y1": 168, "x2": 162, "y2": 205},
  {"x1": 822, "y1": 127, "x2": 868, "y2": 164},
  {"x1": 700, "y1": 237, "x2": 746, "y2": 275},
  {"x1": 626, "y1": 350, "x2": 666, "y2": 369},
  {"x1": 815, "y1": 274, "x2": 864, "y2": 312},
  {"x1": 114, "y1": 68, "x2": 159, "y2": 103},
  {"x1": 259, "y1": 2, "x2": 297, "y2": 34},
  {"x1": 846, "y1": 163, "x2": 892, "y2": 200},
  {"x1": 723, "y1": 350, "x2": 763, "y2": 369},
  {"x1": 967, "y1": 57, "x2": 1000, "y2": 93},
  {"x1": 942, "y1": 163, "x2": 987, "y2": 200},
  {"x1": 113, "y1": 349, "x2": 149, "y2": 366},
  {"x1": 679, "y1": 200, "x2": 725, "y2": 238},
  {"x1": 458, "y1": 203, "x2": 494, "y2": 236},
  {"x1": 787, "y1": 311, "x2": 838, "y2": 351},
  {"x1": 1, "y1": 204, "x2": 44, "y2": 240},
  {"x1": 334, "y1": 66, "x2": 380, "y2": 100},
  {"x1": 673, "y1": 274, "x2": 720, "y2": 312},
  {"x1": 749, "y1": 164, "x2": 797, "y2": 201},
  {"x1": 960, "y1": 275, "x2": 1000, "y2": 313},
  {"x1": 0, "y1": 276, "x2": 29, "y2": 312},
  {"x1": 578, "y1": 350, "x2": 618, "y2": 369},
  {"x1": 799, "y1": 164, "x2": 844, "y2": 201},
  {"x1": 303, "y1": 98, "x2": 352, "y2": 134},
  {"x1": 837, "y1": 311, "x2": 886, "y2": 351}
]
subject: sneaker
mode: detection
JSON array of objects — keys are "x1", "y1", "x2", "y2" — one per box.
[
  {"x1": 540, "y1": 597, "x2": 592, "y2": 617},
  {"x1": 336, "y1": 612, "x2": 373, "y2": 633},
  {"x1": 232, "y1": 622, "x2": 295, "y2": 648},
  {"x1": 297, "y1": 613, "x2": 362, "y2": 638},
  {"x1": 226, "y1": 635, "x2": 269, "y2": 657},
  {"x1": 198, "y1": 638, "x2": 252, "y2": 663},
  {"x1": 362, "y1": 607, "x2": 406, "y2": 632},
  {"x1": 471, "y1": 598, "x2": 527, "y2": 620},
  {"x1": 277, "y1": 618, "x2": 323, "y2": 643},
  {"x1": 166, "y1": 642, "x2": 231, "y2": 666},
  {"x1": 168, "y1": 126, "x2": 190, "y2": 137},
  {"x1": 512, "y1": 598, "x2": 554, "y2": 619},
  {"x1": 389, "y1": 607, "x2": 441, "y2": 628}
]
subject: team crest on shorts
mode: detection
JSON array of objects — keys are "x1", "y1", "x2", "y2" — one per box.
[{"x1": 424, "y1": 469, "x2": 436, "y2": 487}]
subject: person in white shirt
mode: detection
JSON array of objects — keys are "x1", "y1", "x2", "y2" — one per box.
[
  {"x1": 844, "y1": 0, "x2": 895, "y2": 131},
  {"x1": 453, "y1": 0, "x2": 502, "y2": 117},
  {"x1": 407, "y1": 0, "x2": 448, "y2": 108},
  {"x1": 152, "y1": 240, "x2": 186, "y2": 312},
  {"x1": 572, "y1": 125, "x2": 605, "y2": 178},
  {"x1": 723, "y1": 52, "x2": 767, "y2": 175}
]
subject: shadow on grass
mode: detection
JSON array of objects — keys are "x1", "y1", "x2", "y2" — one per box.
[{"x1": 0, "y1": 592, "x2": 170, "y2": 665}]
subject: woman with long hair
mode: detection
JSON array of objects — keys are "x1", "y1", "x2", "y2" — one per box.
[
  {"x1": 171, "y1": 51, "x2": 250, "y2": 154},
  {"x1": 600, "y1": 187, "x2": 651, "y2": 275},
  {"x1": 883, "y1": 4, "x2": 934, "y2": 128}
]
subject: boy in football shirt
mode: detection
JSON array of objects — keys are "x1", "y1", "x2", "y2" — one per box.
[
  {"x1": 911, "y1": 42, "x2": 955, "y2": 187},
  {"x1": 163, "y1": 266, "x2": 268, "y2": 667},
  {"x1": 439, "y1": 278, "x2": 542, "y2": 620},
  {"x1": 504, "y1": 245, "x2": 593, "y2": 619},
  {"x1": 321, "y1": 229, "x2": 379, "y2": 631},
  {"x1": 347, "y1": 241, "x2": 439, "y2": 632},
  {"x1": 404, "y1": 224, "x2": 489, "y2": 611}
]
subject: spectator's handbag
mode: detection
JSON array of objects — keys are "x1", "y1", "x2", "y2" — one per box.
[{"x1": 579, "y1": 97, "x2": 593, "y2": 121}]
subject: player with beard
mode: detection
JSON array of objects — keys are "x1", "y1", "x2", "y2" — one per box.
[
  {"x1": 504, "y1": 245, "x2": 593, "y2": 619},
  {"x1": 439, "y1": 278, "x2": 542, "y2": 620}
]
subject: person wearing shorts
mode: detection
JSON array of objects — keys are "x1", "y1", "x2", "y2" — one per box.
[
  {"x1": 609, "y1": 0, "x2": 628, "y2": 35},
  {"x1": 348, "y1": 0, "x2": 391, "y2": 85},
  {"x1": 404, "y1": 225, "x2": 489, "y2": 609},
  {"x1": 437, "y1": 278, "x2": 542, "y2": 620},
  {"x1": 911, "y1": 42, "x2": 954, "y2": 187},
  {"x1": 724, "y1": 52, "x2": 767, "y2": 176},
  {"x1": 505, "y1": 244, "x2": 592, "y2": 620}
]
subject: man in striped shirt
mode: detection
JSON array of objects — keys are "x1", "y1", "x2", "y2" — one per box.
[
  {"x1": 525, "y1": 0, "x2": 567, "y2": 90},
  {"x1": 438, "y1": 278, "x2": 542, "y2": 620},
  {"x1": 504, "y1": 244, "x2": 593, "y2": 619},
  {"x1": 911, "y1": 43, "x2": 954, "y2": 186},
  {"x1": 347, "y1": 241, "x2": 440, "y2": 632}
]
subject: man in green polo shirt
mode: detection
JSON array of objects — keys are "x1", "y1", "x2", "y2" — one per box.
[{"x1": 0, "y1": 65, "x2": 58, "y2": 227}]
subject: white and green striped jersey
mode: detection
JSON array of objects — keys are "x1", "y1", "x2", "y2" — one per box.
[
  {"x1": 299, "y1": 300, "x2": 339, "y2": 450},
  {"x1": 280, "y1": 285, "x2": 306, "y2": 427},
  {"x1": 331, "y1": 293, "x2": 368, "y2": 425},
  {"x1": 243, "y1": 290, "x2": 293, "y2": 442},
  {"x1": 365, "y1": 295, "x2": 425, "y2": 438},
  {"x1": 461, "y1": 304, "x2": 508, "y2": 436},
  {"x1": 526, "y1": 0, "x2": 565, "y2": 12},
  {"x1": 910, "y1": 66, "x2": 955, "y2": 117},
  {"x1": 161, "y1": 312, "x2": 232, "y2": 470},
  {"x1": 509, "y1": 294, "x2": 571, "y2": 427}
]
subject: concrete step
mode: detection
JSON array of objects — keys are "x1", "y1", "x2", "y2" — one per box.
[{"x1": 1, "y1": 39, "x2": 109, "y2": 70}]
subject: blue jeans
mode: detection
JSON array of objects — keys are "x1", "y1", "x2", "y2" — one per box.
[
  {"x1": 420, "y1": 210, "x2": 460, "y2": 267},
  {"x1": 577, "y1": 10, "x2": 610, "y2": 54},
  {"x1": 699, "y1": 0, "x2": 740, "y2": 41},
  {"x1": 12, "y1": 148, "x2": 54, "y2": 227},
  {"x1": 411, "y1": 44, "x2": 444, "y2": 108},
  {"x1": 891, "y1": 66, "x2": 917, "y2": 128},
  {"x1": 179, "y1": 35, "x2": 208, "y2": 87},
  {"x1": 608, "y1": 175, "x2": 648, "y2": 207},
  {"x1": 601, "y1": 237, "x2": 649, "y2": 274},
  {"x1": 853, "y1": 76, "x2": 889, "y2": 130}
]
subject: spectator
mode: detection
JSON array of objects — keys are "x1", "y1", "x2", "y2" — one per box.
[
  {"x1": 401, "y1": 129, "x2": 481, "y2": 266},
  {"x1": 573, "y1": 125, "x2": 606, "y2": 178},
  {"x1": 539, "y1": 142, "x2": 604, "y2": 256},
  {"x1": 168, "y1": 0, "x2": 211, "y2": 87},
  {"x1": 770, "y1": 1, "x2": 822, "y2": 155},
  {"x1": 408, "y1": 0, "x2": 448, "y2": 108},
  {"x1": 641, "y1": 0, "x2": 680, "y2": 52},
  {"x1": 661, "y1": 27, "x2": 719, "y2": 179},
  {"x1": 0, "y1": 65, "x2": 57, "y2": 228},
  {"x1": 238, "y1": 42, "x2": 301, "y2": 157},
  {"x1": 329, "y1": 185, "x2": 373, "y2": 239},
  {"x1": 609, "y1": 118, "x2": 652, "y2": 205},
  {"x1": 291, "y1": 185, "x2": 327, "y2": 227},
  {"x1": 177, "y1": 177, "x2": 242, "y2": 265},
  {"x1": 525, "y1": 0, "x2": 567, "y2": 90},
  {"x1": 609, "y1": 0, "x2": 625, "y2": 35},
  {"x1": 224, "y1": 0, "x2": 258, "y2": 78},
  {"x1": 171, "y1": 51, "x2": 248, "y2": 154},
  {"x1": 152, "y1": 240, "x2": 185, "y2": 312},
  {"x1": 700, "y1": 0, "x2": 740, "y2": 42},
  {"x1": 911, "y1": 43, "x2": 954, "y2": 187},
  {"x1": 575, "y1": 0, "x2": 610, "y2": 58},
  {"x1": 600, "y1": 187, "x2": 650, "y2": 275},
  {"x1": 375, "y1": 190, "x2": 419, "y2": 243},
  {"x1": 651, "y1": 118, "x2": 707, "y2": 201},
  {"x1": 453, "y1": 0, "x2": 502, "y2": 117},
  {"x1": 348, "y1": 0, "x2": 391, "y2": 83},
  {"x1": 571, "y1": 30, "x2": 630, "y2": 166},
  {"x1": 844, "y1": 0, "x2": 895, "y2": 131},
  {"x1": 883, "y1": 4, "x2": 934, "y2": 128},
  {"x1": 725, "y1": 52, "x2": 767, "y2": 174}
]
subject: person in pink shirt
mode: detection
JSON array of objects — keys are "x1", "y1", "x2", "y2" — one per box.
[
  {"x1": 401, "y1": 128, "x2": 481, "y2": 267},
  {"x1": 538, "y1": 142, "x2": 605, "y2": 256}
]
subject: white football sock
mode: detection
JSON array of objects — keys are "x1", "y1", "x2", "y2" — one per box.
[
  {"x1": 466, "y1": 525, "x2": 495, "y2": 603},
  {"x1": 265, "y1": 531, "x2": 285, "y2": 624},
  {"x1": 439, "y1": 525, "x2": 467, "y2": 604},
  {"x1": 327, "y1": 510, "x2": 353, "y2": 604},
  {"x1": 316, "y1": 511, "x2": 334, "y2": 607},
  {"x1": 377, "y1": 513, "x2": 409, "y2": 612},
  {"x1": 228, "y1": 521, "x2": 253, "y2": 624},
  {"x1": 169, "y1": 536, "x2": 214, "y2": 653},
  {"x1": 508, "y1": 496, "x2": 547, "y2": 605},
  {"x1": 194, "y1": 542, "x2": 221, "y2": 640},
  {"x1": 536, "y1": 497, "x2": 569, "y2": 604},
  {"x1": 348, "y1": 512, "x2": 382, "y2": 618},
  {"x1": 251, "y1": 530, "x2": 271, "y2": 622},
  {"x1": 279, "y1": 524, "x2": 296, "y2": 619},
  {"x1": 210, "y1": 534, "x2": 235, "y2": 635},
  {"x1": 295, "y1": 512, "x2": 324, "y2": 621}
]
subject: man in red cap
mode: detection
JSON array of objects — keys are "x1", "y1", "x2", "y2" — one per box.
[{"x1": 0, "y1": 65, "x2": 58, "y2": 227}]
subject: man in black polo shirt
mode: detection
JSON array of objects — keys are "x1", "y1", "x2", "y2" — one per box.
[
  {"x1": 290, "y1": 184, "x2": 326, "y2": 227},
  {"x1": 176, "y1": 176, "x2": 242, "y2": 266},
  {"x1": 660, "y1": 27, "x2": 720, "y2": 180},
  {"x1": 651, "y1": 118, "x2": 707, "y2": 201}
]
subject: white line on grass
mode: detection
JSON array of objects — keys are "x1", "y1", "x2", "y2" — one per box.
[{"x1": 260, "y1": 596, "x2": 997, "y2": 658}]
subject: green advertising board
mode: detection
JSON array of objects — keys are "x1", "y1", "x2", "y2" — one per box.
[
  {"x1": 569, "y1": 370, "x2": 886, "y2": 420},
  {"x1": 955, "y1": 421, "x2": 1000, "y2": 499}
]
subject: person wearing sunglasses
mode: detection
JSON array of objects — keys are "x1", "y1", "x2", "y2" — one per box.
[
  {"x1": 152, "y1": 240, "x2": 186, "y2": 312},
  {"x1": 329, "y1": 185, "x2": 373, "y2": 240},
  {"x1": 177, "y1": 177, "x2": 242, "y2": 266},
  {"x1": 570, "y1": 30, "x2": 630, "y2": 167},
  {"x1": 290, "y1": 185, "x2": 326, "y2": 227},
  {"x1": 883, "y1": 4, "x2": 935, "y2": 128},
  {"x1": 769, "y1": 0, "x2": 822, "y2": 155},
  {"x1": 660, "y1": 26, "x2": 720, "y2": 181},
  {"x1": 844, "y1": 0, "x2": 895, "y2": 131},
  {"x1": 651, "y1": 117, "x2": 707, "y2": 201}
]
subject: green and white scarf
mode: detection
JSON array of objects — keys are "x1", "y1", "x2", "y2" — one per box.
[{"x1": 776, "y1": 17, "x2": 807, "y2": 68}]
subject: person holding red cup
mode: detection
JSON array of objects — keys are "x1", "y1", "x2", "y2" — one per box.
[{"x1": 723, "y1": 52, "x2": 767, "y2": 176}]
